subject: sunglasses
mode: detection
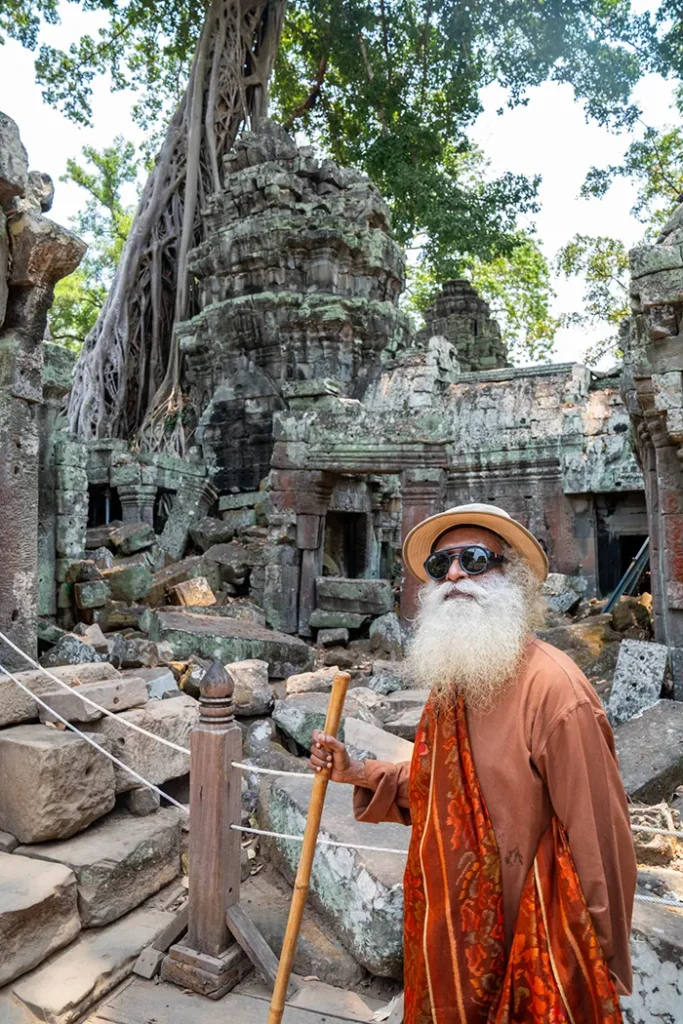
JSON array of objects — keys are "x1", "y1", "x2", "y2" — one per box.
[{"x1": 423, "y1": 545, "x2": 506, "y2": 581}]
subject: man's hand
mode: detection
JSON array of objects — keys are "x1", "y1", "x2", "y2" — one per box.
[{"x1": 309, "y1": 731, "x2": 367, "y2": 786}]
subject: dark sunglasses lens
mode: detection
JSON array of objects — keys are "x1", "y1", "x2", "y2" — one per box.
[
  {"x1": 460, "y1": 546, "x2": 490, "y2": 574},
  {"x1": 425, "y1": 551, "x2": 452, "y2": 580}
]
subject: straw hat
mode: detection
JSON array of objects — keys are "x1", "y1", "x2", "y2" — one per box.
[{"x1": 402, "y1": 502, "x2": 549, "y2": 583}]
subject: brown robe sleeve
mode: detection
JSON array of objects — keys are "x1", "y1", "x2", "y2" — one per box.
[
  {"x1": 534, "y1": 703, "x2": 637, "y2": 997},
  {"x1": 352, "y1": 759, "x2": 412, "y2": 826}
]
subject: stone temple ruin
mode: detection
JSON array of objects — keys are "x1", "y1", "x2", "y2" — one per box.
[{"x1": 2, "y1": 112, "x2": 683, "y2": 1021}]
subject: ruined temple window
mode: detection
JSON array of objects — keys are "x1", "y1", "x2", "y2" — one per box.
[{"x1": 87, "y1": 485, "x2": 122, "y2": 527}]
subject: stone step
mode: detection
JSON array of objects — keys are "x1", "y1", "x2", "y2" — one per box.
[
  {"x1": 16, "y1": 808, "x2": 181, "y2": 927},
  {"x1": 0, "y1": 725, "x2": 115, "y2": 843},
  {"x1": 38, "y1": 676, "x2": 148, "y2": 724},
  {"x1": 260, "y1": 774, "x2": 408, "y2": 977},
  {"x1": 10, "y1": 904, "x2": 172, "y2": 1024},
  {"x1": 0, "y1": 853, "x2": 80, "y2": 988},
  {"x1": 88, "y1": 696, "x2": 197, "y2": 793},
  {"x1": 614, "y1": 700, "x2": 683, "y2": 803},
  {"x1": 149, "y1": 609, "x2": 314, "y2": 678},
  {"x1": 0, "y1": 663, "x2": 121, "y2": 728}
]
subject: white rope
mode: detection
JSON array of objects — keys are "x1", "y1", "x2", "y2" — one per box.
[
  {"x1": 0, "y1": 630, "x2": 191, "y2": 756},
  {"x1": 631, "y1": 824, "x2": 683, "y2": 841},
  {"x1": 232, "y1": 760, "x2": 312, "y2": 779},
  {"x1": 232, "y1": 824, "x2": 409, "y2": 856},
  {"x1": 0, "y1": 663, "x2": 189, "y2": 816},
  {"x1": 635, "y1": 893, "x2": 683, "y2": 909}
]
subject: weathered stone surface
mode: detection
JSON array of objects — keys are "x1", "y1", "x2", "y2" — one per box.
[
  {"x1": 309, "y1": 609, "x2": 368, "y2": 630},
  {"x1": 285, "y1": 666, "x2": 339, "y2": 696},
  {"x1": 109, "y1": 522, "x2": 155, "y2": 555},
  {"x1": 241, "y1": 870, "x2": 364, "y2": 988},
  {"x1": 24, "y1": 170, "x2": 55, "y2": 213},
  {"x1": 273, "y1": 691, "x2": 380, "y2": 750},
  {"x1": 150, "y1": 610, "x2": 314, "y2": 678},
  {"x1": 227, "y1": 658, "x2": 273, "y2": 716},
  {"x1": 169, "y1": 576, "x2": 216, "y2": 606},
  {"x1": 368, "y1": 612, "x2": 405, "y2": 659},
  {"x1": 0, "y1": 725, "x2": 116, "y2": 842},
  {"x1": 607, "y1": 640, "x2": 668, "y2": 725},
  {"x1": 615, "y1": 701, "x2": 683, "y2": 803},
  {"x1": 146, "y1": 556, "x2": 204, "y2": 606},
  {"x1": 189, "y1": 516, "x2": 237, "y2": 551},
  {"x1": 11, "y1": 905, "x2": 171, "y2": 1024},
  {"x1": 41, "y1": 634, "x2": 105, "y2": 668},
  {"x1": 89, "y1": 696, "x2": 197, "y2": 793},
  {"x1": 535, "y1": 616, "x2": 622, "y2": 670},
  {"x1": 263, "y1": 775, "x2": 408, "y2": 976},
  {"x1": 541, "y1": 573, "x2": 584, "y2": 615},
  {"x1": 0, "y1": 112, "x2": 29, "y2": 207},
  {"x1": 369, "y1": 660, "x2": 407, "y2": 694},
  {"x1": 74, "y1": 579, "x2": 111, "y2": 610},
  {"x1": 16, "y1": 808, "x2": 181, "y2": 927},
  {"x1": 317, "y1": 627, "x2": 349, "y2": 647},
  {"x1": 72, "y1": 622, "x2": 109, "y2": 653},
  {"x1": 344, "y1": 718, "x2": 414, "y2": 762},
  {"x1": 65, "y1": 560, "x2": 102, "y2": 584},
  {"x1": 101, "y1": 565, "x2": 153, "y2": 604},
  {"x1": 38, "y1": 676, "x2": 148, "y2": 724},
  {"x1": 125, "y1": 786, "x2": 161, "y2": 816},
  {"x1": 383, "y1": 707, "x2": 422, "y2": 740},
  {"x1": 0, "y1": 853, "x2": 80, "y2": 987},
  {"x1": 621, "y1": 901, "x2": 683, "y2": 1023},
  {"x1": 122, "y1": 666, "x2": 179, "y2": 701},
  {"x1": 316, "y1": 577, "x2": 393, "y2": 616},
  {"x1": 0, "y1": 661, "x2": 120, "y2": 727},
  {"x1": 0, "y1": 829, "x2": 18, "y2": 852}
]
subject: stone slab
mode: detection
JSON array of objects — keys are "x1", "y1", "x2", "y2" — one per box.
[
  {"x1": 150, "y1": 610, "x2": 314, "y2": 678},
  {"x1": 12, "y1": 906, "x2": 171, "y2": 1024},
  {"x1": 0, "y1": 725, "x2": 116, "y2": 843},
  {"x1": 316, "y1": 577, "x2": 393, "y2": 616},
  {"x1": 383, "y1": 707, "x2": 422, "y2": 741},
  {"x1": 263, "y1": 775, "x2": 408, "y2": 976},
  {"x1": 621, "y1": 900, "x2": 683, "y2": 1023},
  {"x1": 169, "y1": 577, "x2": 216, "y2": 607},
  {"x1": 344, "y1": 718, "x2": 414, "y2": 762},
  {"x1": 38, "y1": 677, "x2": 148, "y2": 724},
  {"x1": 317, "y1": 628, "x2": 349, "y2": 647},
  {"x1": 607, "y1": 640, "x2": 668, "y2": 725},
  {"x1": 285, "y1": 666, "x2": 339, "y2": 696},
  {"x1": 615, "y1": 701, "x2": 683, "y2": 803},
  {"x1": 308, "y1": 610, "x2": 368, "y2": 630},
  {"x1": 0, "y1": 853, "x2": 80, "y2": 987},
  {"x1": 226, "y1": 659, "x2": 274, "y2": 716},
  {"x1": 0, "y1": 662, "x2": 120, "y2": 727},
  {"x1": 16, "y1": 808, "x2": 181, "y2": 927},
  {"x1": 88, "y1": 696, "x2": 197, "y2": 793},
  {"x1": 272, "y1": 691, "x2": 381, "y2": 750},
  {"x1": 0, "y1": 829, "x2": 18, "y2": 853}
]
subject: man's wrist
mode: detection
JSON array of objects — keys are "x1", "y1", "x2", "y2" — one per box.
[{"x1": 339, "y1": 758, "x2": 368, "y2": 786}]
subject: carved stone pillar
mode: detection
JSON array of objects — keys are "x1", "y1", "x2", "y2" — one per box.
[{"x1": 399, "y1": 468, "x2": 447, "y2": 624}]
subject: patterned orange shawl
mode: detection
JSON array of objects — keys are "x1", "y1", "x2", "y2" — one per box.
[{"x1": 403, "y1": 699, "x2": 623, "y2": 1024}]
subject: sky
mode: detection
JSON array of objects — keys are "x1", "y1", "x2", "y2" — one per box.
[{"x1": 0, "y1": 2, "x2": 678, "y2": 367}]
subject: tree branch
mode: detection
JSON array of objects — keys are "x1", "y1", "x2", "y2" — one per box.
[{"x1": 284, "y1": 47, "x2": 329, "y2": 129}]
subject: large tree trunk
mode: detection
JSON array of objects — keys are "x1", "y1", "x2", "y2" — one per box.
[{"x1": 68, "y1": 0, "x2": 286, "y2": 451}]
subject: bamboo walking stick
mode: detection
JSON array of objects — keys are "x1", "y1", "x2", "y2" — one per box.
[{"x1": 267, "y1": 670, "x2": 351, "y2": 1024}]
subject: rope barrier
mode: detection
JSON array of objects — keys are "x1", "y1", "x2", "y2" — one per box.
[
  {"x1": 0, "y1": 662, "x2": 189, "y2": 815},
  {"x1": 0, "y1": 629, "x2": 191, "y2": 756},
  {"x1": 232, "y1": 824, "x2": 409, "y2": 857},
  {"x1": 634, "y1": 893, "x2": 683, "y2": 909},
  {"x1": 630, "y1": 823, "x2": 683, "y2": 841},
  {"x1": 232, "y1": 760, "x2": 313, "y2": 779}
]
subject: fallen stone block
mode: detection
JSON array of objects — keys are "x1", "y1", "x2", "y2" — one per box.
[
  {"x1": 263, "y1": 775, "x2": 408, "y2": 976},
  {"x1": 101, "y1": 564, "x2": 154, "y2": 604},
  {"x1": 38, "y1": 676, "x2": 148, "y2": 724},
  {"x1": 607, "y1": 640, "x2": 668, "y2": 725},
  {"x1": 0, "y1": 725, "x2": 116, "y2": 842},
  {"x1": 285, "y1": 666, "x2": 339, "y2": 696},
  {"x1": 0, "y1": 111, "x2": 29, "y2": 207},
  {"x1": 146, "y1": 556, "x2": 204, "y2": 606},
  {"x1": 190, "y1": 517, "x2": 237, "y2": 552},
  {"x1": 121, "y1": 666, "x2": 179, "y2": 701},
  {"x1": 344, "y1": 718, "x2": 414, "y2": 762},
  {"x1": 376, "y1": 689, "x2": 429, "y2": 718},
  {"x1": 202, "y1": 541, "x2": 256, "y2": 588},
  {"x1": 309, "y1": 609, "x2": 368, "y2": 630},
  {"x1": 317, "y1": 627, "x2": 349, "y2": 647},
  {"x1": 85, "y1": 522, "x2": 123, "y2": 551},
  {"x1": 369, "y1": 612, "x2": 405, "y2": 659},
  {"x1": 110, "y1": 522, "x2": 156, "y2": 556},
  {"x1": 227, "y1": 659, "x2": 273, "y2": 716},
  {"x1": 541, "y1": 573, "x2": 584, "y2": 615},
  {"x1": 0, "y1": 853, "x2": 80, "y2": 987},
  {"x1": 150, "y1": 610, "x2": 314, "y2": 678},
  {"x1": 169, "y1": 576, "x2": 216, "y2": 607},
  {"x1": 74, "y1": 580, "x2": 111, "y2": 610},
  {"x1": 383, "y1": 707, "x2": 422, "y2": 741},
  {"x1": 89, "y1": 696, "x2": 197, "y2": 793},
  {"x1": 0, "y1": 661, "x2": 120, "y2": 728},
  {"x1": 615, "y1": 701, "x2": 683, "y2": 803},
  {"x1": 65, "y1": 560, "x2": 102, "y2": 584},
  {"x1": 72, "y1": 622, "x2": 109, "y2": 653},
  {"x1": 11, "y1": 905, "x2": 172, "y2": 1024},
  {"x1": 369, "y1": 661, "x2": 407, "y2": 695},
  {"x1": 221, "y1": 507, "x2": 257, "y2": 533},
  {"x1": 125, "y1": 786, "x2": 161, "y2": 816},
  {"x1": 611, "y1": 595, "x2": 653, "y2": 638},
  {"x1": 41, "y1": 634, "x2": 105, "y2": 668},
  {"x1": 103, "y1": 602, "x2": 148, "y2": 631},
  {"x1": 16, "y1": 808, "x2": 181, "y2": 927},
  {"x1": 536, "y1": 615, "x2": 621, "y2": 670},
  {"x1": 273, "y1": 691, "x2": 381, "y2": 751},
  {"x1": 316, "y1": 577, "x2": 393, "y2": 616}
]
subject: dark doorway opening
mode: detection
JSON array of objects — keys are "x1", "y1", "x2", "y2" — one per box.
[
  {"x1": 88, "y1": 485, "x2": 122, "y2": 528},
  {"x1": 323, "y1": 511, "x2": 370, "y2": 578},
  {"x1": 596, "y1": 492, "x2": 649, "y2": 597}
]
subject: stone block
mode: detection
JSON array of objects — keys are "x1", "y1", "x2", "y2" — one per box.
[
  {"x1": 125, "y1": 786, "x2": 161, "y2": 816},
  {"x1": 264, "y1": 563, "x2": 299, "y2": 634},
  {"x1": 621, "y1": 901, "x2": 683, "y2": 1023},
  {"x1": 0, "y1": 829, "x2": 18, "y2": 852},
  {"x1": 0, "y1": 725, "x2": 115, "y2": 842},
  {"x1": 344, "y1": 718, "x2": 414, "y2": 762},
  {"x1": 219, "y1": 491, "x2": 262, "y2": 511},
  {"x1": 101, "y1": 565, "x2": 153, "y2": 603},
  {"x1": 41, "y1": 634, "x2": 105, "y2": 668},
  {"x1": 16, "y1": 808, "x2": 181, "y2": 927},
  {"x1": 607, "y1": 640, "x2": 668, "y2": 725},
  {"x1": 295, "y1": 514, "x2": 323, "y2": 550},
  {"x1": 316, "y1": 577, "x2": 394, "y2": 615},
  {"x1": 369, "y1": 661, "x2": 407, "y2": 695},
  {"x1": 65, "y1": 560, "x2": 102, "y2": 584},
  {"x1": 317, "y1": 627, "x2": 349, "y2": 647},
  {"x1": 104, "y1": 602, "x2": 149, "y2": 630},
  {"x1": 150, "y1": 610, "x2": 314, "y2": 678},
  {"x1": 272, "y1": 691, "x2": 380, "y2": 750},
  {"x1": 146, "y1": 556, "x2": 203, "y2": 606},
  {"x1": 38, "y1": 676, "x2": 148, "y2": 724},
  {"x1": 0, "y1": 112, "x2": 29, "y2": 207},
  {"x1": 0, "y1": 662, "x2": 120, "y2": 727},
  {"x1": 286, "y1": 666, "x2": 340, "y2": 696},
  {"x1": 189, "y1": 516, "x2": 236, "y2": 551},
  {"x1": 541, "y1": 573, "x2": 584, "y2": 615},
  {"x1": 169, "y1": 576, "x2": 216, "y2": 607},
  {"x1": 368, "y1": 612, "x2": 405, "y2": 659},
  {"x1": 74, "y1": 580, "x2": 111, "y2": 610},
  {"x1": 615, "y1": 701, "x2": 683, "y2": 803},
  {"x1": 73, "y1": 622, "x2": 109, "y2": 653},
  {"x1": 88, "y1": 696, "x2": 197, "y2": 793},
  {"x1": 11, "y1": 905, "x2": 171, "y2": 1024},
  {"x1": 309, "y1": 609, "x2": 368, "y2": 630},
  {"x1": 0, "y1": 852, "x2": 80, "y2": 987},
  {"x1": 227, "y1": 658, "x2": 273, "y2": 716},
  {"x1": 263, "y1": 776, "x2": 407, "y2": 976},
  {"x1": 122, "y1": 666, "x2": 180, "y2": 700},
  {"x1": 535, "y1": 615, "x2": 622, "y2": 670},
  {"x1": 383, "y1": 707, "x2": 422, "y2": 741},
  {"x1": 110, "y1": 522, "x2": 155, "y2": 555},
  {"x1": 221, "y1": 507, "x2": 257, "y2": 533}
]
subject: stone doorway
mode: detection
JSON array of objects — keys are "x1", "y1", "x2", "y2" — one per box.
[
  {"x1": 323, "y1": 511, "x2": 372, "y2": 579},
  {"x1": 596, "y1": 492, "x2": 649, "y2": 597}
]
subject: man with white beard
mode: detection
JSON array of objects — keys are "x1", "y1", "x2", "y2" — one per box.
[{"x1": 310, "y1": 503, "x2": 636, "y2": 1024}]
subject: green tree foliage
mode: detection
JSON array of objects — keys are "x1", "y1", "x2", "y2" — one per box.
[
  {"x1": 48, "y1": 137, "x2": 139, "y2": 350},
  {"x1": 555, "y1": 234, "x2": 630, "y2": 365}
]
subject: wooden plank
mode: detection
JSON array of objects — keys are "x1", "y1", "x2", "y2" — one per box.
[
  {"x1": 133, "y1": 905, "x2": 189, "y2": 978},
  {"x1": 226, "y1": 902, "x2": 280, "y2": 987},
  {"x1": 93, "y1": 979, "x2": 360, "y2": 1024}
]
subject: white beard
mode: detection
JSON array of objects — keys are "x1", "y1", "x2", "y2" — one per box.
[{"x1": 406, "y1": 566, "x2": 540, "y2": 714}]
